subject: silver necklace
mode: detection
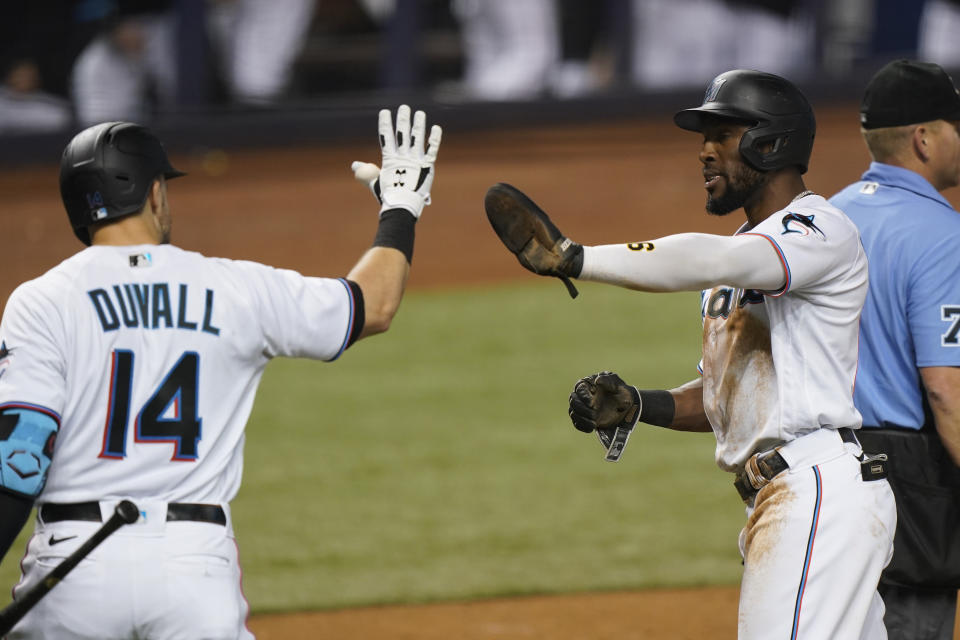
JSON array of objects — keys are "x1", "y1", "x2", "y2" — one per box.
[{"x1": 792, "y1": 190, "x2": 816, "y2": 202}]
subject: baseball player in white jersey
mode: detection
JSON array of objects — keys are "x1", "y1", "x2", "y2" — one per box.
[
  {"x1": 0, "y1": 106, "x2": 441, "y2": 639},
  {"x1": 487, "y1": 70, "x2": 896, "y2": 639}
]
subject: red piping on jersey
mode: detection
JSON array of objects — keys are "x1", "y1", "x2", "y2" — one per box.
[{"x1": 0, "y1": 402, "x2": 61, "y2": 424}]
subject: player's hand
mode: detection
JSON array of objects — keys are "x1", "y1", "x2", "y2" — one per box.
[
  {"x1": 351, "y1": 105, "x2": 442, "y2": 219},
  {"x1": 569, "y1": 371, "x2": 641, "y2": 463},
  {"x1": 569, "y1": 372, "x2": 641, "y2": 433}
]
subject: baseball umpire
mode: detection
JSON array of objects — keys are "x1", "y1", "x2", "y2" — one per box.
[
  {"x1": 830, "y1": 59, "x2": 960, "y2": 640},
  {"x1": 486, "y1": 70, "x2": 896, "y2": 638},
  {"x1": 0, "y1": 106, "x2": 440, "y2": 638}
]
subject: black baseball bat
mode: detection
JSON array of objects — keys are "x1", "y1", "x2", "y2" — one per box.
[{"x1": 0, "y1": 499, "x2": 140, "y2": 635}]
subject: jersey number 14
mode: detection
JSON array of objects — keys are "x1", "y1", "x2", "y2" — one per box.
[{"x1": 100, "y1": 350, "x2": 202, "y2": 461}]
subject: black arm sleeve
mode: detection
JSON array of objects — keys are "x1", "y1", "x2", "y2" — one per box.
[{"x1": 0, "y1": 490, "x2": 33, "y2": 562}]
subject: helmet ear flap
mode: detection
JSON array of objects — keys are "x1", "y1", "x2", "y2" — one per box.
[
  {"x1": 739, "y1": 128, "x2": 784, "y2": 172},
  {"x1": 738, "y1": 119, "x2": 811, "y2": 174}
]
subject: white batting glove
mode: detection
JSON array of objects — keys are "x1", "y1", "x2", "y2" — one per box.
[{"x1": 350, "y1": 105, "x2": 442, "y2": 219}]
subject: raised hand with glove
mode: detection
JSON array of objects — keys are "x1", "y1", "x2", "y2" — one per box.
[
  {"x1": 345, "y1": 105, "x2": 442, "y2": 339},
  {"x1": 352, "y1": 104, "x2": 442, "y2": 220}
]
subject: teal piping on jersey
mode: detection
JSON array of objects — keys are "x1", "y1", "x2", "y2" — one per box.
[
  {"x1": 738, "y1": 232, "x2": 790, "y2": 297},
  {"x1": 328, "y1": 278, "x2": 356, "y2": 362}
]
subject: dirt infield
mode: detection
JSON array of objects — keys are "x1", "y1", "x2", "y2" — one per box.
[
  {"x1": 3, "y1": 105, "x2": 959, "y2": 638},
  {"x1": 248, "y1": 586, "x2": 959, "y2": 640},
  {"x1": 248, "y1": 586, "x2": 741, "y2": 639}
]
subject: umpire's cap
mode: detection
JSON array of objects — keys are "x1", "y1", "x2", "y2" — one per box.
[
  {"x1": 860, "y1": 59, "x2": 960, "y2": 129},
  {"x1": 674, "y1": 69, "x2": 816, "y2": 174},
  {"x1": 60, "y1": 122, "x2": 186, "y2": 245}
]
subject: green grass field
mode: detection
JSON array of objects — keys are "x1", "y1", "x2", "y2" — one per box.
[{"x1": 0, "y1": 281, "x2": 745, "y2": 612}]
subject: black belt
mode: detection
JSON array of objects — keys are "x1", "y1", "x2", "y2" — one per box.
[
  {"x1": 40, "y1": 502, "x2": 226, "y2": 526},
  {"x1": 734, "y1": 428, "x2": 860, "y2": 503}
]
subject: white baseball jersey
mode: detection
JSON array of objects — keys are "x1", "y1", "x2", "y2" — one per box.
[
  {"x1": 580, "y1": 192, "x2": 893, "y2": 638},
  {"x1": 696, "y1": 195, "x2": 895, "y2": 639},
  {"x1": 2, "y1": 243, "x2": 359, "y2": 639},
  {"x1": 698, "y1": 194, "x2": 868, "y2": 471},
  {"x1": 0, "y1": 243, "x2": 357, "y2": 504}
]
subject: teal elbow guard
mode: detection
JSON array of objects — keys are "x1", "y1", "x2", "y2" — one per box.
[{"x1": 0, "y1": 406, "x2": 58, "y2": 498}]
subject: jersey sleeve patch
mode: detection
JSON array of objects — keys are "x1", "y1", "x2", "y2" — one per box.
[
  {"x1": 779, "y1": 212, "x2": 826, "y2": 240},
  {"x1": 0, "y1": 405, "x2": 59, "y2": 498},
  {"x1": 940, "y1": 305, "x2": 960, "y2": 348}
]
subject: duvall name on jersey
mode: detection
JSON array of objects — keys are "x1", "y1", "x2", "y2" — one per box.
[{"x1": 87, "y1": 281, "x2": 221, "y2": 335}]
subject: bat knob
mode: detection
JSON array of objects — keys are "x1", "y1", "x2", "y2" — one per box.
[{"x1": 115, "y1": 500, "x2": 140, "y2": 524}]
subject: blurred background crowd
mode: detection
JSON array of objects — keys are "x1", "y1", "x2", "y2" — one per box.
[{"x1": 1, "y1": 0, "x2": 959, "y2": 137}]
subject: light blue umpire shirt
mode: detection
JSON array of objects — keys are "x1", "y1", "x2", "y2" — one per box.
[{"x1": 830, "y1": 162, "x2": 960, "y2": 430}]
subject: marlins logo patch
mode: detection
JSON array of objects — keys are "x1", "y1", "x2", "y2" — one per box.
[{"x1": 781, "y1": 212, "x2": 825, "y2": 239}]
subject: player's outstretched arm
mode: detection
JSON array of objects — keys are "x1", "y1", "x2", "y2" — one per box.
[
  {"x1": 568, "y1": 374, "x2": 710, "y2": 435},
  {"x1": 483, "y1": 183, "x2": 787, "y2": 295},
  {"x1": 347, "y1": 105, "x2": 441, "y2": 339},
  {"x1": 566, "y1": 372, "x2": 711, "y2": 461},
  {"x1": 579, "y1": 233, "x2": 787, "y2": 293}
]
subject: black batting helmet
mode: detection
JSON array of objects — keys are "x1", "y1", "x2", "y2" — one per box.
[
  {"x1": 674, "y1": 70, "x2": 816, "y2": 174},
  {"x1": 60, "y1": 121, "x2": 186, "y2": 245}
]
